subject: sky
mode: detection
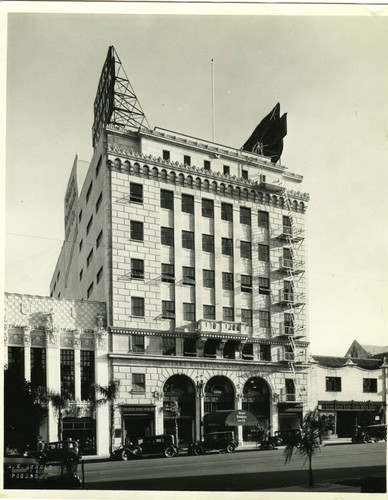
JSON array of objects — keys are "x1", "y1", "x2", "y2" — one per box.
[{"x1": 3, "y1": 4, "x2": 388, "y2": 356}]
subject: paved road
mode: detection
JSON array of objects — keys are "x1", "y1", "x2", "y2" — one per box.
[{"x1": 83, "y1": 442, "x2": 386, "y2": 491}]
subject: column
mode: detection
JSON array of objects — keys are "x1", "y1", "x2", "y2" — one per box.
[
  {"x1": 23, "y1": 326, "x2": 31, "y2": 383},
  {"x1": 45, "y1": 328, "x2": 61, "y2": 442},
  {"x1": 94, "y1": 328, "x2": 110, "y2": 456},
  {"x1": 175, "y1": 337, "x2": 184, "y2": 356},
  {"x1": 236, "y1": 394, "x2": 243, "y2": 445},
  {"x1": 74, "y1": 331, "x2": 81, "y2": 401}
]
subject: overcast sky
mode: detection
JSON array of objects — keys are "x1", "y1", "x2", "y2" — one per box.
[{"x1": 3, "y1": 5, "x2": 388, "y2": 356}]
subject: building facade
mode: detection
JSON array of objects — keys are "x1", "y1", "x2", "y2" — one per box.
[
  {"x1": 48, "y1": 47, "x2": 311, "y2": 450},
  {"x1": 309, "y1": 355, "x2": 387, "y2": 437},
  {"x1": 4, "y1": 292, "x2": 109, "y2": 454}
]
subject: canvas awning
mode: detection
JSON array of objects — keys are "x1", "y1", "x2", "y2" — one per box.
[{"x1": 204, "y1": 410, "x2": 258, "y2": 427}]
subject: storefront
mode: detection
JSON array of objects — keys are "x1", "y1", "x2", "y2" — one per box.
[{"x1": 121, "y1": 405, "x2": 155, "y2": 445}]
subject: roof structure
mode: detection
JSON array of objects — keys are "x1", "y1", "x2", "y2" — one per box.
[
  {"x1": 344, "y1": 339, "x2": 388, "y2": 360},
  {"x1": 312, "y1": 355, "x2": 383, "y2": 371}
]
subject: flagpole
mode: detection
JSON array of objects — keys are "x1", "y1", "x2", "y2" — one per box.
[{"x1": 211, "y1": 59, "x2": 215, "y2": 142}]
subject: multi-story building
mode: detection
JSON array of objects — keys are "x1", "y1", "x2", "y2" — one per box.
[
  {"x1": 49, "y1": 46, "x2": 311, "y2": 450},
  {"x1": 4, "y1": 292, "x2": 109, "y2": 454}
]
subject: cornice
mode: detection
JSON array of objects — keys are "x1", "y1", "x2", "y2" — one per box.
[{"x1": 106, "y1": 143, "x2": 309, "y2": 205}]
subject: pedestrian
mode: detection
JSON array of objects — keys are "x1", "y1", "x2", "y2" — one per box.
[{"x1": 37, "y1": 436, "x2": 45, "y2": 452}]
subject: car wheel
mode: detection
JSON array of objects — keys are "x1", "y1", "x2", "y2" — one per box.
[
  {"x1": 121, "y1": 449, "x2": 130, "y2": 461},
  {"x1": 363, "y1": 435, "x2": 371, "y2": 443},
  {"x1": 226, "y1": 443, "x2": 235, "y2": 453},
  {"x1": 267, "y1": 442, "x2": 275, "y2": 450},
  {"x1": 164, "y1": 446, "x2": 176, "y2": 458},
  {"x1": 132, "y1": 446, "x2": 142, "y2": 457},
  {"x1": 193, "y1": 445, "x2": 204, "y2": 456}
]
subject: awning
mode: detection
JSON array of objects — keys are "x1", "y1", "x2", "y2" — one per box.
[{"x1": 204, "y1": 410, "x2": 258, "y2": 427}]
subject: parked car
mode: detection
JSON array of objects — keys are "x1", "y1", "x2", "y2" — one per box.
[
  {"x1": 188, "y1": 431, "x2": 238, "y2": 455},
  {"x1": 364, "y1": 424, "x2": 387, "y2": 442},
  {"x1": 274, "y1": 429, "x2": 301, "y2": 446},
  {"x1": 111, "y1": 434, "x2": 178, "y2": 460},
  {"x1": 260, "y1": 436, "x2": 282, "y2": 450},
  {"x1": 32, "y1": 441, "x2": 81, "y2": 466}
]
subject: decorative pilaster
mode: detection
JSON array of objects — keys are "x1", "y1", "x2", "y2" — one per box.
[
  {"x1": 93, "y1": 315, "x2": 109, "y2": 455},
  {"x1": 74, "y1": 329, "x2": 81, "y2": 401},
  {"x1": 44, "y1": 312, "x2": 61, "y2": 443},
  {"x1": 23, "y1": 326, "x2": 31, "y2": 382}
]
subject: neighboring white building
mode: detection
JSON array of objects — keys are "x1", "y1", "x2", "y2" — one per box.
[
  {"x1": 45, "y1": 46, "x2": 311, "y2": 450},
  {"x1": 309, "y1": 354, "x2": 387, "y2": 437},
  {"x1": 4, "y1": 292, "x2": 109, "y2": 455}
]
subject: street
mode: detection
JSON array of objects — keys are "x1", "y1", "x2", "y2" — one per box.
[{"x1": 82, "y1": 442, "x2": 386, "y2": 491}]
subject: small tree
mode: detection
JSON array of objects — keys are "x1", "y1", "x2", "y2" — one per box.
[
  {"x1": 284, "y1": 407, "x2": 323, "y2": 488},
  {"x1": 43, "y1": 389, "x2": 74, "y2": 441},
  {"x1": 93, "y1": 380, "x2": 120, "y2": 453}
]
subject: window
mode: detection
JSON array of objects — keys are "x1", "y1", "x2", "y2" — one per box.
[
  {"x1": 132, "y1": 335, "x2": 145, "y2": 353},
  {"x1": 7, "y1": 347, "x2": 24, "y2": 380},
  {"x1": 223, "y1": 165, "x2": 230, "y2": 175},
  {"x1": 181, "y1": 194, "x2": 194, "y2": 214},
  {"x1": 163, "y1": 150, "x2": 170, "y2": 161},
  {"x1": 31, "y1": 348, "x2": 46, "y2": 389},
  {"x1": 161, "y1": 263, "x2": 175, "y2": 283},
  {"x1": 242, "y1": 170, "x2": 248, "y2": 180},
  {"x1": 132, "y1": 373, "x2": 146, "y2": 393},
  {"x1": 86, "y1": 181, "x2": 93, "y2": 203},
  {"x1": 60, "y1": 349, "x2": 75, "y2": 396},
  {"x1": 80, "y1": 351, "x2": 95, "y2": 400},
  {"x1": 240, "y1": 241, "x2": 251, "y2": 259},
  {"x1": 131, "y1": 221, "x2": 144, "y2": 241},
  {"x1": 222, "y1": 272, "x2": 233, "y2": 291},
  {"x1": 363, "y1": 378, "x2": 377, "y2": 393},
  {"x1": 130, "y1": 183, "x2": 143, "y2": 203},
  {"x1": 260, "y1": 344, "x2": 271, "y2": 361},
  {"x1": 242, "y1": 343, "x2": 254, "y2": 360},
  {"x1": 284, "y1": 313, "x2": 294, "y2": 334},
  {"x1": 182, "y1": 230, "x2": 194, "y2": 249},
  {"x1": 162, "y1": 301, "x2": 175, "y2": 319},
  {"x1": 258, "y1": 244, "x2": 269, "y2": 262},
  {"x1": 203, "y1": 305, "x2": 215, "y2": 320},
  {"x1": 223, "y1": 307, "x2": 234, "y2": 322},
  {"x1": 202, "y1": 198, "x2": 214, "y2": 217},
  {"x1": 182, "y1": 266, "x2": 195, "y2": 285},
  {"x1": 79, "y1": 210, "x2": 83, "y2": 223},
  {"x1": 183, "y1": 303, "x2": 195, "y2": 321},
  {"x1": 240, "y1": 207, "x2": 251, "y2": 225},
  {"x1": 79, "y1": 239, "x2": 83, "y2": 252},
  {"x1": 258, "y1": 210, "x2": 269, "y2": 228},
  {"x1": 203, "y1": 269, "x2": 215, "y2": 288},
  {"x1": 221, "y1": 203, "x2": 233, "y2": 222},
  {"x1": 79, "y1": 269, "x2": 83, "y2": 282},
  {"x1": 87, "y1": 249, "x2": 93, "y2": 267},
  {"x1": 131, "y1": 297, "x2": 145, "y2": 317},
  {"x1": 326, "y1": 377, "x2": 342, "y2": 392},
  {"x1": 283, "y1": 247, "x2": 293, "y2": 265},
  {"x1": 259, "y1": 310, "x2": 270, "y2": 328},
  {"x1": 241, "y1": 275, "x2": 252, "y2": 293},
  {"x1": 162, "y1": 338, "x2": 175, "y2": 356},
  {"x1": 97, "y1": 266, "x2": 103, "y2": 284},
  {"x1": 221, "y1": 237, "x2": 233, "y2": 256},
  {"x1": 87, "y1": 215, "x2": 93, "y2": 235},
  {"x1": 202, "y1": 234, "x2": 214, "y2": 253},
  {"x1": 259, "y1": 277, "x2": 270, "y2": 295},
  {"x1": 131, "y1": 259, "x2": 144, "y2": 279},
  {"x1": 96, "y1": 192, "x2": 102, "y2": 213},
  {"x1": 95, "y1": 156, "x2": 102, "y2": 178},
  {"x1": 161, "y1": 227, "x2": 174, "y2": 246},
  {"x1": 161, "y1": 189, "x2": 174, "y2": 210},
  {"x1": 96, "y1": 230, "x2": 103, "y2": 249},
  {"x1": 204, "y1": 160, "x2": 211, "y2": 171},
  {"x1": 286, "y1": 379, "x2": 296, "y2": 401},
  {"x1": 184, "y1": 155, "x2": 191, "y2": 166},
  {"x1": 241, "y1": 309, "x2": 252, "y2": 327},
  {"x1": 87, "y1": 282, "x2": 94, "y2": 298}
]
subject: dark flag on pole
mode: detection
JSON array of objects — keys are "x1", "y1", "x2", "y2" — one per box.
[{"x1": 242, "y1": 103, "x2": 287, "y2": 163}]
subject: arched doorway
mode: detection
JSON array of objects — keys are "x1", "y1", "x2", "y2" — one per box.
[
  {"x1": 204, "y1": 376, "x2": 235, "y2": 434},
  {"x1": 242, "y1": 377, "x2": 271, "y2": 442},
  {"x1": 163, "y1": 375, "x2": 195, "y2": 445}
]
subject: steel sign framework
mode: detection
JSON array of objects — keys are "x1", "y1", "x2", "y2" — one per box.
[{"x1": 92, "y1": 46, "x2": 150, "y2": 147}]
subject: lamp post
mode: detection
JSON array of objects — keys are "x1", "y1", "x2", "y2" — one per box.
[{"x1": 196, "y1": 375, "x2": 205, "y2": 440}]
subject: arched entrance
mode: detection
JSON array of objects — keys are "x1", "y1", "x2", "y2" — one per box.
[
  {"x1": 204, "y1": 376, "x2": 235, "y2": 434},
  {"x1": 163, "y1": 375, "x2": 196, "y2": 445},
  {"x1": 242, "y1": 377, "x2": 271, "y2": 442}
]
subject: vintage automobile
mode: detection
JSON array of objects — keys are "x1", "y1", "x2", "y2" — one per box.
[
  {"x1": 364, "y1": 424, "x2": 387, "y2": 442},
  {"x1": 188, "y1": 431, "x2": 238, "y2": 455},
  {"x1": 274, "y1": 429, "x2": 301, "y2": 446},
  {"x1": 33, "y1": 440, "x2": 82, "y2": 466},
  {"x1": 259, "y1": 435, "x2": 283, "y2": 450},
  {"x1": 111, "y1": 434, "x2": 179, "y2": 460}
]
